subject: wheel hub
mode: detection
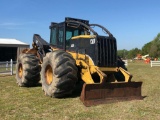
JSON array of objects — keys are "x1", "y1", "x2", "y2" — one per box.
[
  {"x1": 45, "y1": 64, "x2": 53, "y2": 85},
  {"x1": 18, "y1": 63, "x2": 23, "y2": 78}
]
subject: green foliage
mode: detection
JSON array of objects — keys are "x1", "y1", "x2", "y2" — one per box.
[
  {"x1": 118, "y1": 48, "x2": 141, "y2": 59},
  {"x1": 149, "y1": 33, "x2": 160, "y2": 57},
  {"x1": 141, "y1": 42, "x2": 152, "y2": 55},
  {"x1": 127, "y1": 48, "x2": 141, "y2": 59},
  {"x1": 118, "y1": 33, "x2": 160, "y2": 58},
  {"x1": 117, "y1": 49, "x2": 128, "y2": 58}
]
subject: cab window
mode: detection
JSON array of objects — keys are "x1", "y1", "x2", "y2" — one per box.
[
  {"x1": 58, "y1": 27, "x2": 64, "y2": 46},
  {"x1": 50, "y1": 27, "x2": 57, "y2": 45}
]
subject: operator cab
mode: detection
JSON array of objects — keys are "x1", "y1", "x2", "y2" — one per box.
[
  {"x1": 49, "y1": 17, "x2": 94, "y2": 50},
  {"x1": 49, "y1": 17, "x2": 117, "y2": 67}
]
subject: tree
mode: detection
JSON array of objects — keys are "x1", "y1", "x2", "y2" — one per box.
[
  {"x1": 117, "y1": 49, "x2": 128, "y2": 59},
  {"x1": 127, "y1": 48, "x2": 141, "y2": 59},
  {"x1": 141, "y1": 42, "x2": 152, "y2": 55},
  {"x1": 117, "y1": 33, "x2": 160, "y2": 59},
  {"x1": 149, "y1": 33, "x2": 160, "y2": 57}
]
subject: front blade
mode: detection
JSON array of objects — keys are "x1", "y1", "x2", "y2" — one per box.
[{"x1": 80, "y1": 82, "x2": 143, "y2": 106}]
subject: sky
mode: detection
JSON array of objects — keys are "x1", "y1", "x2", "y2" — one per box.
[{"x1": 0, "y1": 0, "x2": 160, "y2": 50}]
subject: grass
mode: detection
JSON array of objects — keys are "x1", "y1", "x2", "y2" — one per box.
[{"x1": 0, "y1": 62, "x2": 160, "y2": 120}]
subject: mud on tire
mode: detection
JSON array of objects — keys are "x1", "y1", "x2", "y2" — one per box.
[
  {"x1": 41, "y1": 50, "x2": 78, "y2": 98},
  {"x1": 16, "y1": 54, "x2": 41, "y2": 87}
]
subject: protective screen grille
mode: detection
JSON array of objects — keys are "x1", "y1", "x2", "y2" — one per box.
[{"x1": 97, "y1": 37, "x2": 117, "y2": 67}]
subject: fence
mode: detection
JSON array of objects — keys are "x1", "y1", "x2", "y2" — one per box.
[
  {"x1": 150, "y1": 61, "x2": 160, "y2": 67},
  {"x1": 0, "y1": 59, "x2": 16, "y2": 75},
  {"x1": 123, "y1": 60, "x2": 128, "y2": 66}
]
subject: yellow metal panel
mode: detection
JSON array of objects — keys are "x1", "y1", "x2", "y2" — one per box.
[
  {"x1": 71, "y1": 35, "x2": 96, "y2": 40},
  {"x1": 99, "y1": 67, "x2": 119, "y2": 72},
  {"x1": 118, "y1": 67, "x2": 132, "y2": 82},
  {"x1": 76, "y1": 60, "x2": 94, "y2": 84},
  {"x1": 68, "y1": 52, "x2": 95, "y2": 66}
]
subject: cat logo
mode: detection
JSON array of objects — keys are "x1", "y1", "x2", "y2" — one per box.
[{"x1": 90, "y1": 39, "x2": 95, "y2": 44}]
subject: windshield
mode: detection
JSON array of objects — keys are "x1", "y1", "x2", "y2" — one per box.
[{"x1": 66, "y1": 27, "x2": 85, "y2": 40}]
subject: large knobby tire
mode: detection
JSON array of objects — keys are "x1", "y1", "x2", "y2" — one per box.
[
  {"x1": 41, "y1": 50, "x2": 78, "y2": 98},
  {"x1": 16, "y1": 53, "x2": 41, "y2": 87}
]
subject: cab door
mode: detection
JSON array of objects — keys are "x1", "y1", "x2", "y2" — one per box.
[{"x1": 50, "y1": 23, "x2": 65, "y2": 50}]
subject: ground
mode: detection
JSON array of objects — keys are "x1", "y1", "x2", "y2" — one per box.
[{"x1": 0, "y1": 62, "x2": 160, "y2": 120}]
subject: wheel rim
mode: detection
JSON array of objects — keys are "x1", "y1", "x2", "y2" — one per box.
[
  {"x1": 18, "y1": 63, "x2": 23, "y2": 78},
  {"x1": 45, "y1": 64, "x2": 53, "y2": 85}
]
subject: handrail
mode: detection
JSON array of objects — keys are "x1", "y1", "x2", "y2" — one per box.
[{"x1": 89, "y1": 24, "x2": 113, "y2": 37}]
